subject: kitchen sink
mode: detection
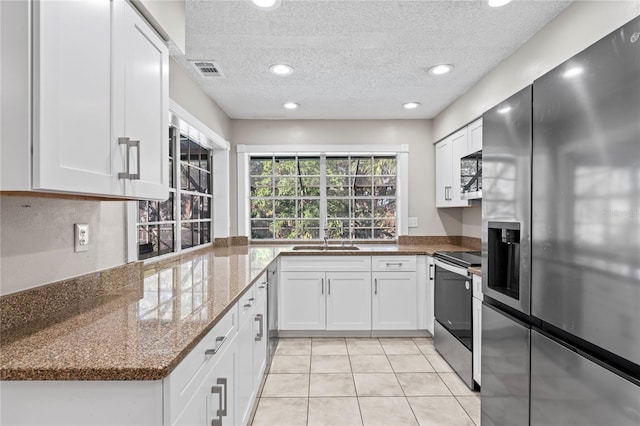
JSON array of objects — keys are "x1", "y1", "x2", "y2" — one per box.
[{"x1": 291, "y1": 245, "x2": 360, "y2": 251}]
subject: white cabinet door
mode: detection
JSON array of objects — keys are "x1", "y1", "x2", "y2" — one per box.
[
  {"x1": 173, "y1": 335, "x2": 236, "y2": 426},
  {"x1": 435, "y1": 138, "x2": 452, "y2": 207},
  {"x1": 280, "y1": 272, "x2": 326, "y2": 330},
  {"x1": 468, "y1": 118, "x2": 483, "y2": 153},
  {"x1": 426, "y1": 256, "x2": 435, "y2": 335},
  {"x1": 210, "y1": 339, "x2": 236, "y2": 426},
  {"x1": 450, "y1": 128, "x2": 470, "y2": 207},
  {"x1": 33, "y1": 0, "x2": 124, "y2": 195},
  {"x1": 253, "y1": 293, "x2": 268, "y2": 389},
  {"x1": 236, "y1": 311, "x2": 255, "y2": 426},
  {"x1": 372, "y1": 272, "x2": 418, "y2": 330},
  {"x1": 120, "y1": 2, "x2": 169, "y2": 200},
  {"x1": 326, "y1": 271, "x2": 371, "y2": 331}
]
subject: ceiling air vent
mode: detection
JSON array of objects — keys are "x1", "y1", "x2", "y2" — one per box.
[{"x1": 189, "y1": 60, "x2": 225, "y2": 78}]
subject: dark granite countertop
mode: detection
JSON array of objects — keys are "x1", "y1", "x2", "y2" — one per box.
[{"x1": 0, "y1": 243, "x2": 476, "y2": 381}]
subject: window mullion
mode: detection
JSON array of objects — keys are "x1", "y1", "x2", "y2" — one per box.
[{"x1": 320, "y1": 154, "x2": 327, "y2": 241}]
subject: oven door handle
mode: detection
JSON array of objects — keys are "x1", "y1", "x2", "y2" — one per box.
[{"x1": 434, "y1": 259, "x2": 470, "y2": 277}]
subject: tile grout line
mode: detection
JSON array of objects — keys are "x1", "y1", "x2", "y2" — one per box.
[
  {"x1": 452, "y1": 394, "x2": 479, "y2": 426},
  {"x1": 386, "y1": 338, "x2": 421, "y2": 426},
  {"x1": 346, "y1": 337, "x2": 366, "y2": 426}
]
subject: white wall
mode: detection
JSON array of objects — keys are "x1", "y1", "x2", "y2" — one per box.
[
  {"x1": 169, "y1": 58, "x2": 231, "y2": 140},
  {"x1": 230, "y1": 119, "x2": 463, "y2": 238},
  {"x1": 137, "y1": 0, "x2": 186, "y2": 53},
  {"x1": 433, "y1": 0, "x2": 640, "y2": 237}
]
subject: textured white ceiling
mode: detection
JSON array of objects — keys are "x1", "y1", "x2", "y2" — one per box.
[{"x1": 177, "y1": 0, "x2": 572, "y2": 119}]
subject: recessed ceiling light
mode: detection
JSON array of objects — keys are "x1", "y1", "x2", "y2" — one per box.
[
  {"x1": 283, "y1": 102, "x2": 299, "y2": 110},
  {"x1": 403, "y1": 102, "x2": 421, "y2": 110},
  {"x1": 427, "y1": 64, "x2": 454, "y2": 75},
  {"x1": 563, "y1": 66, "x2": 584, "y2": 78},
  {"x1": 252, "y1": 0, "x2": 281, "y2": 10},
  {"x1": 269, "y1": 64, "x2": 293, "y2": 76},
  {"x1": 488, "y1": 0, "x2": 513, "y2": 7},
  {"x1": 497, "y1": 106, "x2": 512, "y2": 114}
]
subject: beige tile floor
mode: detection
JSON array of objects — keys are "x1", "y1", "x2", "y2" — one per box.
[{"x1": 251, "y1": 337, "x2": 480, "y2": 426}]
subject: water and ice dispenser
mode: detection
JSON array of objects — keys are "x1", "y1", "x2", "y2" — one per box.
[{"x1": 487, "y1": 221, "x2": 521, "y2": 300}]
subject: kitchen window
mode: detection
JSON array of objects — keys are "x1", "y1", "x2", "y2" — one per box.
[
  {"x1": 136, "y1": 127, "x2": 212, "y2": 260},
  {"x1": 129, "y1": 102, "x2": 230, "y2": 262},
  {"x1": 238, "y1": 145, "x2": 409, "y2": 241}
]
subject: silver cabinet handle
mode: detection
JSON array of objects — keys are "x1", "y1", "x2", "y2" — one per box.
[
  {"x1": 429, "y1": 264, "x2": 434, "y2": 280},
  {"x1": 385, "y1": 262, "x2": 403, "y2": 266},
  {"x1": 211, "y1": 384, "x2": 223, "y2": 426},
  {"x1": 117, "y1": 137, "x2": 141, "y2": 180},
  {"x1": 321, "y1": 278, "x2": 324, "y2": 295},
  {"x1": 130, "y1": 139, "x2": 140, "y2": 180},
  {"x1": 374, "y1": 278, "x2": 378, "y2": 295},
  {"x1": 205, "y1": 335, "x2": 227, "y2": 355},
  {"x1": 255, "y1": 314, "x2": 264, "y2": 341},
  {"x1": 328, "y1": 279, "x2": 331, "y2": 295},
  {"x1": 217, "y1": 378, "x2": 228, "y2": 418}
]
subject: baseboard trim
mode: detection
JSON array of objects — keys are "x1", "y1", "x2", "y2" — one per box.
[{"x1": 277, "y1": 330, "x2": 432, "y2": 338}]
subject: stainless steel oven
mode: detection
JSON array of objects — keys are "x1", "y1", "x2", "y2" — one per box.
[{"x1": 433, "y1": 251, "x2": 481, "y2": 390}]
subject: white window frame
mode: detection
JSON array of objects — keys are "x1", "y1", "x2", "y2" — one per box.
[
  {"x1": 237, "y1": 144, "x2": 409, "y2": 240},
  {"x1": 126, "y1": 100, "x2": 230, "y2": 263}
]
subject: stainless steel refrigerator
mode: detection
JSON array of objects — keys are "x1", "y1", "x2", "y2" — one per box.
[{"x1": 482, "y1": 15, "x2": 640, "y2": 426}]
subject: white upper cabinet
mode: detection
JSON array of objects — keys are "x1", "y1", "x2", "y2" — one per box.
[
  {"x1": 1, "y1": 0, "x2": 168, "y2": 200},
  {"x1": 468, "y1": 118, "x2": 483, "y2": 154},
  {"x1": 120, "y1": 2, "x2": 169, "y2": 199},
  {"x1": 435, "y1": 118, "x2": 484, "y2": 208},
  {"x1": 435, "y1": 137, "x2": 453, "y2": 207},
  {"x1": 435, "y1": 128, "x2": 469, "y2": 208}
]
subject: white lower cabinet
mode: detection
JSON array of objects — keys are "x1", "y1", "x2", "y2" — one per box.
[
  {"x1": 372, "y1": 271, "x2": 418, "y2": 330},
  {"x1": 426, "y1": 256, "x2": 436, "y2": 334},
  {"x1": 279, "y1": 255, "x2": 424, "y2": 333},
  {"x1": 174, "y1": 337, "x2": 236, "y2": 426},
  {"x1": 326, "y1": 271, "x2": 372, "y2": 330},
  {"x1": 279, "y1": 271, "x2": 326, "y2": 330}
]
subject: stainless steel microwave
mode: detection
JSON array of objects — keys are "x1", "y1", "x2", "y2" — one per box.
[{"x1": 460, "y1": 150, "x2": 481, "y2": 200}]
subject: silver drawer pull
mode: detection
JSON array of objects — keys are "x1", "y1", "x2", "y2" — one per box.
[
  {"x1": 255, "y1": 314, "x2": 264, "y2": 341},
  {"x1": 386, "y1": 262, "x2": 403, "y2": 266},
  {"x1": 328, "y1": 279, "x2": 331, "y2": 295},
  {"x1": 211, "y1": 384, "x2": 223, "y2": 426},
  {"x1": 217, "y1": 378, "x2": 228, "y2": 417},
  {"x1": 205, "y1": 335, "x2": 227, "y2": 355},
  {"x1": 429, "y1": 264, "x2": 434, "y2": 280},
  {"x1": 374, "y1": 278, "x2": 378, "y2": 295}
]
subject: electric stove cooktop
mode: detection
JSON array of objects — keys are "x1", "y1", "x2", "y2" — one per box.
[{"x1": 434, "y1": 251, "x2": 481, "y2": 268}]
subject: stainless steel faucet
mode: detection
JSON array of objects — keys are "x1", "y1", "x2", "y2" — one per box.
[{"x1": 323, "y1": 219, "x2": 329, "y2": 246}]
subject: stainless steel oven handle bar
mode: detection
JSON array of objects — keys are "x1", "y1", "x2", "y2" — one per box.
[{"x1": 434, "y1": 258, "x2": 469, "y2": 277}]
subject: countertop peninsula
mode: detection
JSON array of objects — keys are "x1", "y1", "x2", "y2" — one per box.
[{"x1": 0, "y1": 243, "x2": 479, "y2": 381}]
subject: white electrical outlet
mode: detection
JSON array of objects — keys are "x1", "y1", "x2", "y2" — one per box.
[
  {"x1": 408, "y1": 217, "x2": 419, "y2": 228},
  {"x1": 75, "y1": 223, "x2": 89, "y2": 252}
]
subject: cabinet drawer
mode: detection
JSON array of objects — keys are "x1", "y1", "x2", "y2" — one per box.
[
  {"x1": 255, "y1": 272, "x2": 268, "y2": 301},
  {"x1": 372, "y1": 256, "x2": 417, "y2": 272},
  {"x1": 239, "y1": 285, "x2": 257, "y2": 325},
  {"x1": 280, "y1": 255, "x2": 371, "y2": 272},
  {"x1": 166, "y1": 304, "x2": 237, "y2": 423}
]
